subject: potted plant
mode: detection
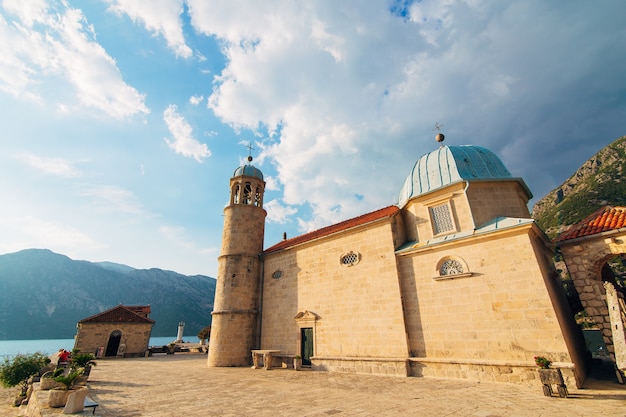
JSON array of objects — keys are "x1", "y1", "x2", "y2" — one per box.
[
  {"x1": 70, "y1": 353, "x2": 97, "y2": 377},
  {"x1": 48, "y1": 367, "x2": 85, "y2": 408},
  {"x1": 534, "y1": 356, "x2": 567, "y2": 398},
  {"x1": 0, "y1": 352, "x2": 50, "y2": 406},
  {"x1": 293, "y1": 355, "x2": 302, "y2": 371},
  {"x1": 40, "y1": 368, "x2": 65, "y2": 390}
]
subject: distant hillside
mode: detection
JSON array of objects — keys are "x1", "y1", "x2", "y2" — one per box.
[
  {"x1": 532, "y1": 135, "x2": 626, "y2": 238},
  {"x1": 0, "y1": 249, "x2": 216, "y2": 340}
]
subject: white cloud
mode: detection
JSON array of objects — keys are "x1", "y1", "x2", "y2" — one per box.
[
  {"x1": 81, "y1": 185, "x2": 145, "y2": 215},
  {"x1": 0, "y1": 215, "x2": 104, "y2": 254},
  {"x1": 105, "y1": 0, "x2": 192, "y2": 59},
  {"x1": 16, "y1": 152, "x2": 81, "y2": 178},
  {"x1": 163, "y1": 104, "x2": 211, "y2": 162},
  {"x1": 184, "y1": 0, "x2": 626, "y2": 231},
  {"x1": 189, "y1": 94, "x2": 204, "y2": 106},
  {"x1": 1, "y1": 0, "x2": 48, "y2": 27},
  {"x1": 0, "y1": 1, "x2": 149, "y2": 118},
  {"x1": 159, "y1": 225, "x2": 194, "y2": 249},
  {"x1": 264, "y1": 176, "x2": 279, "y2": 192},
  {"x1": 264, "y1": 199, "x2": 297, "y2": 224}
]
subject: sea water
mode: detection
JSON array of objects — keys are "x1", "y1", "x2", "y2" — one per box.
[{"x1": 0, "y1": 336, "x2": 179, "y2": 360}]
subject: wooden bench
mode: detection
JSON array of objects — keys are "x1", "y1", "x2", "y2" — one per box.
[{"x1": 84, "y1": 396, "x2": 99, "y2": 415}]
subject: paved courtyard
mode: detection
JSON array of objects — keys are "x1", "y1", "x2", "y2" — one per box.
[{"x1": 3, "y1": 354, "x2": 626, "y2": 416}]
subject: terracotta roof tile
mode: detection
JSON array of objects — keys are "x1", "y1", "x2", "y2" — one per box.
[
  {"x1": 557, "y1": 206, "x2": 626, "y2": 242},
  {"x1": 263, "y1": 205, "x2": 400, "y2": 255},
  {"x1": 79, "y1": 305, "x2": 155, "y2": 324}
]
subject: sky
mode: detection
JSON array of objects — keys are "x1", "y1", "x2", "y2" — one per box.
[{"x1": 0, "y1": 0, "x2": 625, "y2": 277}]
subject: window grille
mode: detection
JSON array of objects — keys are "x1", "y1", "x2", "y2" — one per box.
[
  {"x1": 340, "y1": 251, "x2": 360, "y2": 266},
  {"x1": 430, "y1": 203, "x2": 455, "y2": 234},
  {"x1": 440, "y1": 259, "x2": 464, "y2": 276}
]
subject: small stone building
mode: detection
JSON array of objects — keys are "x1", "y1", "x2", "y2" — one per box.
[
  {"x1": 73, "y1": 305, "x2": 154, "y2": 358},
  {"x1": 557, "y1": 206, "x2": 626, "y2": 377}
]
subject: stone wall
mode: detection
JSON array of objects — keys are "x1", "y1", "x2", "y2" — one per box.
[
  {"x1": 560, "y1": 231, "x2": 626, "y2": 358},
  {"x1": 408, "y1": 358, "x2": 578, "y2": 387},
  {"x1": 397, "y1": 224, "x2": 580, "y2": 383},
  {"x1": 74, "y1": 323, "x2": 152, "y2": 357},
  {"x1": 260, "y1": 216, "x2": 409, "y2": 361}
]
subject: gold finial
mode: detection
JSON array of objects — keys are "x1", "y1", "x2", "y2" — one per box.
[{"x1": 433, "y1": 122, "x2": 445, "y2": 146}]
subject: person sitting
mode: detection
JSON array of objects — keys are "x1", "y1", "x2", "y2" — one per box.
[{"x1": 57, "y1": 349, "x2": 71, "y2": 368}]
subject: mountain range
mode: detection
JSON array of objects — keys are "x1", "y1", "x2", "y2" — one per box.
[
  {"x1": 0, "y1": 249, "x2": 215, "y2": 340},
  {"x1": 532, "y1": 135, "x2": 626, "y2": 237},
  {"x1": 1, "y1": 134, "x2": 624, "y2": 340}
]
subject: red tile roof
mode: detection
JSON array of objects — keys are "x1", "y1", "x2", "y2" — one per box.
[
  {"x1": 557, "y1": 206, "x2": 626, "y2": 242},
  {"x1": 263, "y1": 205, "x2": 400, "y2": 255},
  {"x1": 79, "y1": 305, "x2": 155, "y2": 324}
]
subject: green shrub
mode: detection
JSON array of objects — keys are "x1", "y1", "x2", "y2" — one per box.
[
  {"x1": 54, "y1": 367, "x2": 84, "y2": 390},
  {"x1": 0, "y1": 352, "x2": 50, "y2": 394},
  {"x1": 70, "y1": 353, "x2": 97, "y2": 370}
]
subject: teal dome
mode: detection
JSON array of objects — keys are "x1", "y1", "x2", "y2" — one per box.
[
  {"x1": 398, "y1": 145, "x2": 529, "y2": 207},
  {"x1": 233, "y1": 164, "x2": 264, "y2": 180}
]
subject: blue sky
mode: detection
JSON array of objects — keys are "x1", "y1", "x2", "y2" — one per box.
[{"x1": 0, "y1": 0, "x2": 624, "y2": 277}]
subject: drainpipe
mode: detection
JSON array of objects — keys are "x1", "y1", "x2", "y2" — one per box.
[{"x1": 464, "y1": 181, "x2": 476, "y2": 231}]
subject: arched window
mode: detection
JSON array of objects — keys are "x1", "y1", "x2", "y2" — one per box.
[
  {"x1": 233, "y1": 185, "x2": 240, "y2": 204},
  {"x1": 434, "y1": 256, "x2": 471, "y2": 280},
  {"x1": 243, "y1": 182, "x2": 252, "y2": 204}
]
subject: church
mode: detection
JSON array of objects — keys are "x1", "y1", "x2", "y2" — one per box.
[{"x1": 207, "y1": 133, "x2": 589, "y2": 388}]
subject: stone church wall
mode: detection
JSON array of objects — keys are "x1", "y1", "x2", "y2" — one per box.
[
  {"x1": 260, "y1": 216, "x2": 409, "y2": 376},
  {"x1": 397, "y1": 224, "x2": 577, "y2": 386},
  {"x1": 465, "y1": 181, "x2": 531, "y2": 227}
]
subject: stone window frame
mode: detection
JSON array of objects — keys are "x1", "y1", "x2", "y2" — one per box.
[
  {"x1": 294, "y1": 310, "x2": 319, "y2": 360},
  {"x1": 429, "y1": 201, "x2": 457, "y2": 236},
  {"x1": 433, "y1": 256, "x2": 472, "y2": 280},
  {"x1": 339, "y1": 251, "x2": 361, "y2": 267}
]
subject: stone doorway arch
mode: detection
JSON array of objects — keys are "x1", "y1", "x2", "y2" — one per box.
[{"x1": 105, "y1": 330, "x2": 122, "y2": 357}]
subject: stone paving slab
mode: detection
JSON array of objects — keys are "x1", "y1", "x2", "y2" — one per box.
[{"x1": 3, "y1": 354, "x2": 626, "y2": 416}]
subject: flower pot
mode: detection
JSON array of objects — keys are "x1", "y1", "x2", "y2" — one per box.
[
  {"x1": 538, "y1": 368, "x2": 568, "y2": 398},
  {"x1": 40, "y1": 378, "x2": 64, "y2": 390},
  {"x1": 74, "y1": 375, "x2": 89, "y2": 386},
  {"x1": 48, "y1": 389, "x2": 72, "y2": 408},
  {"x1": 294, "y1": 358, "x2": 302, "y2": 371}
]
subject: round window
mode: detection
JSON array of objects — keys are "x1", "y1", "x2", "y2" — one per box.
[{"x1": 340, "y1": 251, "x2": 360, "y2": 266}]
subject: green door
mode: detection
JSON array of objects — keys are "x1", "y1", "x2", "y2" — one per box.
[{"x1": 301, "y1": 328, "x2": 313, "y2": 366}]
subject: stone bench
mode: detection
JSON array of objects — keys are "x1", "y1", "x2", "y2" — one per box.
[
  {"x1": 251, "y1": 350, "x2": 281, "y2": 370},
  {"x1": 273, "y1": 354, "x2": 298, "y2": 369}
]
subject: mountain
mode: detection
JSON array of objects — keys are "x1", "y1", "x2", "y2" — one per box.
[
  {"x1": 0, "y1": 249, "x2": 216, "y2": 340},
  {"x1": 532, "y1": 135, "x2": 626, "y2": 238}
]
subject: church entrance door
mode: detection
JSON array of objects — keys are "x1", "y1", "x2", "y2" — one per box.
[
  {"x1": 105, "y1": 330, "x2": 122, "y2": 357},
  {"x1": 301, "y1": 327, "x2": 313, "y2": 366}
]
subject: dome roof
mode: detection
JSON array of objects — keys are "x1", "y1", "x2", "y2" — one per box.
[
  {"x1": 398, "y1": 145, "x2": 529, "y2": 207},
  {"x1": 233, "y1": 164, "x2": 264, "y2": 180}
]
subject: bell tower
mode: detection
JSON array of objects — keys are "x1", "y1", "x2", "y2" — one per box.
[{"x1": 207, "y1": 156, "x2": 266, "y2": 367}]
